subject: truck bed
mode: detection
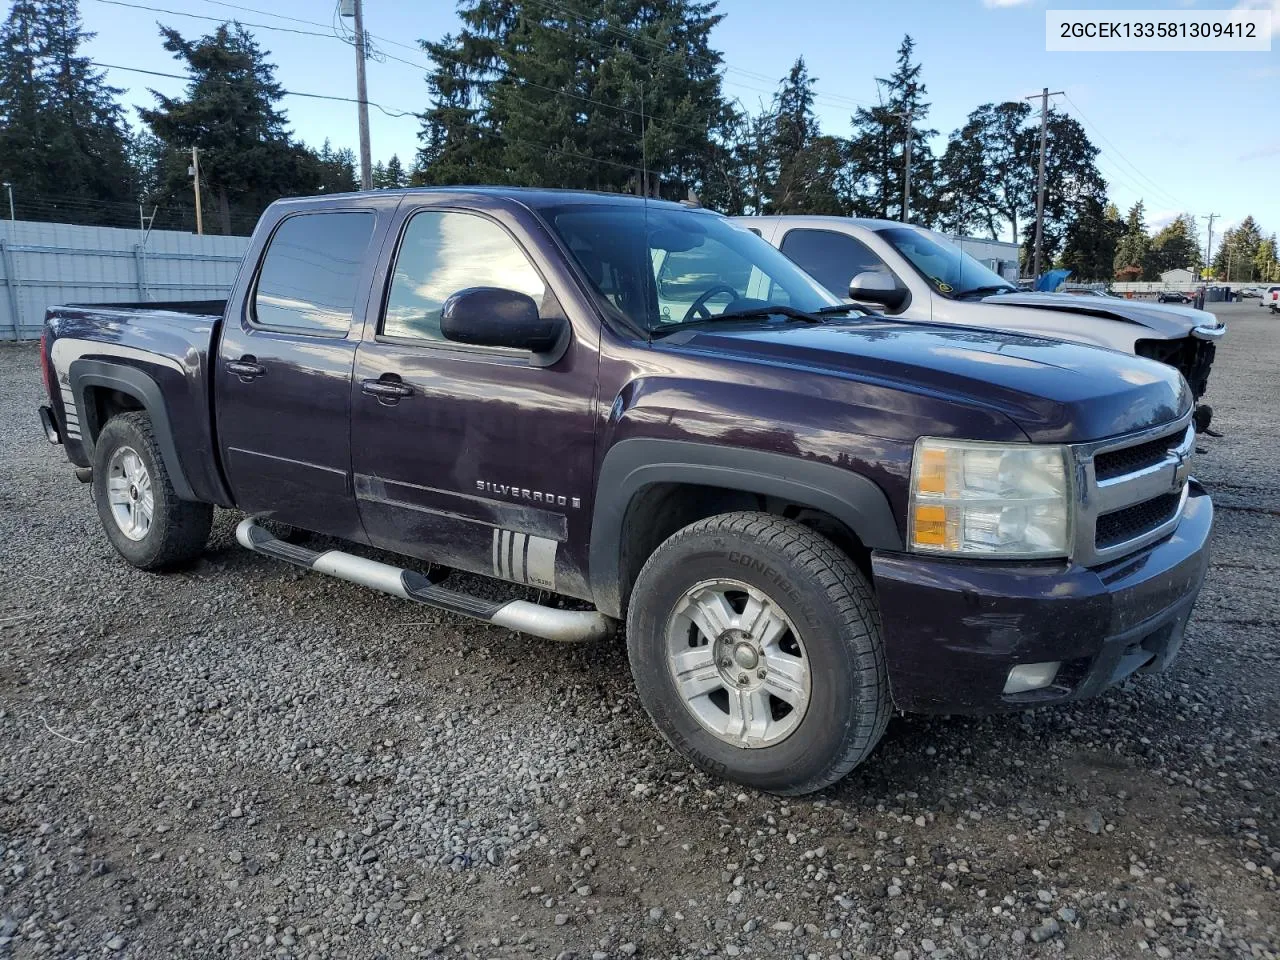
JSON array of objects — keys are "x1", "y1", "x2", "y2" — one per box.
[{"x1": 43, "y1": 299, "x2": 232, "y2": 506}]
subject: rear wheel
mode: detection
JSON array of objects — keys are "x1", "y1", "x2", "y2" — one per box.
[
  {"x1": 92, "y1": 412, "x2": 212, "y2": 570},
  {"x1": 626, "y1": 512, "x2": 890, "y2": 795}
]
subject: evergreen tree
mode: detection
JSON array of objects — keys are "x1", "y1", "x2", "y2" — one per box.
[
  {"x1": 1254, "y1": 234, "x2": 1278, "y2": 283},
  {"x1": 415, "y1": 0, "x2": 735, "y2": 200},
  {"x1": 1113, "y1": 200, "x2": 1149, "y2": 281},
  {"x1": 0, "y1": 0, "x2": 134, "y2": 222},
  {"x1": 306, "y1": 140, "x2": 358, "y2": 194},
  {"x1": 1057, "y1": 196, "x2": 1122, "y2": 281},
  {"x1": 767, "y1": 59, "x2": 841, "y2": 214},
  {"x1": 139, "y1": 22, "x2": 311, "y2": 234},
  {"x1": 1147, "y1": 214, "x2": 1200, "y2": 279},
  {"x1": 0, "y1": 1, "x2": 48, "y2": 209},
  {"x1": 1212, "y1": 216, "x2": 1264, "y2": 281},
  {"x1": 845, "y1": 35, "x2": 937, "y2": 224},
  {"x1": 384, "y1": 154, "x2": 406, "y2": 188}
]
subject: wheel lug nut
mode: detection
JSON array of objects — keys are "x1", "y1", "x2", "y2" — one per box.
[
  {"x1": 757, "y1": 668, "x2": 767, "y2": 679},
  {"x1": 737, "y1": 673, "x2": 749, "y2": 685},
  {"x1": 719, "y1": 658, "x2": 731, "y2": 669}
]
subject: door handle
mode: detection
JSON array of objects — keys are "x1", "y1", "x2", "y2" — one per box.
[
  {"x1": 226, "y1": 357, "x2": 267, "y2": 380},
  {"x1": 361, "y1": 378, "x2": 414, "y2": 401}
]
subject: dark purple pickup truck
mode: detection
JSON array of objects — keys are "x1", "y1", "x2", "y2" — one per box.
[{"x1": 37, "y1": 188, "x2": 1212, "y2": 794}]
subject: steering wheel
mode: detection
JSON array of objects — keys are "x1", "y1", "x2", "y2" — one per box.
[{"x1": 681, "y1": 283, "x2": 741, "y2": 323}]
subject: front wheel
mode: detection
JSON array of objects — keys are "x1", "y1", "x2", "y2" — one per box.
[
  {"x1": 626, "y1": 512, "x2": 890, "y2": 795},
  {"x1": 91, "y1": 412, "x2": 213, "y2": 570}
]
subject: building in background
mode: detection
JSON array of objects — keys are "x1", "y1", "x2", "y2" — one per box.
[{"x1": 947, "y1": 235, "x2": 1022, "y2": 282}]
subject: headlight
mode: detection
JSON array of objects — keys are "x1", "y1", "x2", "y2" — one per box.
[{"x1": 908, "y1": 438, "x2": 1072, "y2": 558}]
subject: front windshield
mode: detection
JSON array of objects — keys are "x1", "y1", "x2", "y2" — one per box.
[
  {"x1": 875, "y1": 226, "x2": 1015, "y2": 298},
  {"x1": 539, "y1": 203, "x2": 841, "y2": 332}
]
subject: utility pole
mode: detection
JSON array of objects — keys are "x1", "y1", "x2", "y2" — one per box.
[
  {"x1": 342, "y1": 0, "x2": 373, "y2": 190},
  {"x1": 2, "y1": 182, "x2": 13, "y2": 221},
  {"x1": 1025, "y1": 88, "x2": 1064, "y2": 280},
  {"x1": 898, "y1": 109, "x2": 914, "y2": 223},
  {"x1": 189, "y1": 146, "x2": 203, "y2": 235},
  {"x1": 1202, "y1": 213, "x2": 1218, "y2": 278}
]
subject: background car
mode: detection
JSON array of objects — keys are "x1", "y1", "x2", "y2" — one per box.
[{"x1": 1158, "y1": 291, "x2": 1193, "y2": 304}]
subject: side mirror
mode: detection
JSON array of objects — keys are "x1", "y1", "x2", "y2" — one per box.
[
  {"x1": 440, "y1": 287, "x2": 565, "y2": 353},
  {"x1": 849, "y1": 271, "x2": 908, "y2": 311}
]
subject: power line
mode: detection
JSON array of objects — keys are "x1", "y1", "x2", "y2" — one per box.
[
  {"x1": 87, "y1": 61, "x2": 653, "y2": 180},
  {"x1": 86, "y1": 0, "x2": 715, "y2": 141},
  {"x1": 1060, "y1": 92, "x2": 1191, "y2": 212},
  {"x1": 87, "y1": 60, "x2": 418, "y2": 118}
]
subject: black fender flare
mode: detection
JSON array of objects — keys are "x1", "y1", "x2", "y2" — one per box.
[
  {"x1": 68, "y1": 358, "x2": 197, "y2": 501},
  {"x1": 589, "y1": 438, "x2": 903, "y2": 617}
]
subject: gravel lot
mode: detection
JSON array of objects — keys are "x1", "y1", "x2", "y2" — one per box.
[{"x1": 1, "y1": 301, "x2": 1277, "y2": 960}]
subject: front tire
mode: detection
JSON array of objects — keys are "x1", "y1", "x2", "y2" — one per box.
[
  {"x1": 92, "y1": 412, "x2": 213, "y2": 570},
  {"x1": 626, "y1": 512, "x2": 890, "y2": 795}
]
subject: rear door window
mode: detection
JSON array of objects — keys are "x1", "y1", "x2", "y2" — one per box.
[
  {"x1": 780, "y1": 228, "x2": 891, "y2": 299},
  {"x1": 252, "y1": 211, "x2": 376, "y2": 335}
]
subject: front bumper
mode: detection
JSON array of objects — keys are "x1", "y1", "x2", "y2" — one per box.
[{"x1": 872, "y1": 482, "x2": 1212, "y2": 715}]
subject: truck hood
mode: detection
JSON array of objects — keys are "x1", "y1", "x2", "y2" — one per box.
[
  {"x1": 677, "y1": 320, "x2": 1191, "y2": 443},
  {"x1": 982, "y1": 292, "x2": 1222, "y2": 339}
]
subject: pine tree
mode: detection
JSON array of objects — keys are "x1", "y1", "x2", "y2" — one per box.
[
  {"x1": 845, "y1": 35, "x2": 937, "y2": 224},
  {"x1": 1057, "y1": 195, "x2": 1122, "y2": 281},
  {"x1": 1255, "y1": 234, "x2": 1278, "y2": 283},
  {"x1": 0, "y1": 0, "x2": 134, "y2": 223},
  {"x1": 1212, "y1": 216, "x2": 1264, "y2": 281},
  {"x1": 1147, "y1": 214, "x2": 1200, "y2": 279},
  {"x1": 763, "y1": 59, "x2": 842, "y2": 215},
  {"x1": 0, "y1": 1, "x2": 48, "y2": 210},
  {"x1": 139, "y1": 22, "x2": 310, "y2": 234},
  {"x1": 414, "y1": 0, "x2": 735, "y2": 200},
  {"x1": 383, "y1": 154, "x2": 406, "y2": 189},
  {"x1": 1113, "y1": 201, "x2": 1150, "y2": 281}
]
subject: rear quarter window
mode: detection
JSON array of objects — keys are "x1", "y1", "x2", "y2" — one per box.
[{"x1": 252, "y1": 211, "x2": 376, "y2": 335}]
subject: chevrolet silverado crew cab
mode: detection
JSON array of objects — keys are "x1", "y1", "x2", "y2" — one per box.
[
  {"x1": 37, "y1": 189, "x2": 1212, "y2": 795},
  {"x1": 740, "y1": 216, "x2": 1225, "y2": 431}
]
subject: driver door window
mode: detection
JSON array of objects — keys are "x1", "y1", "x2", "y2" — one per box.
[
  {"x1": 780, "y1": 228, "x2": 893, "y2": 299},
  {"x1": 382, "y1": 210, "x2": 545, "y2": 342}
]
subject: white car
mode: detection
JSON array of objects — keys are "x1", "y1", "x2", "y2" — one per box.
[
  {"x1": 1264, "y1": 286, "x2": 1280, "y2": 313},
  {"x1": 739, "y1": 215, "x2": 1225, "y2": 429}
]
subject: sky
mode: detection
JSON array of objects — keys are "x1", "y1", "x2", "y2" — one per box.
[{"x1": 73, "y1": 0, "x2": 1280, "y2": 255}]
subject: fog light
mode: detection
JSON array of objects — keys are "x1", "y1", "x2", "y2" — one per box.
[{"x1": 1003, "y1": 661, "x2": 1061, "y2": 695}]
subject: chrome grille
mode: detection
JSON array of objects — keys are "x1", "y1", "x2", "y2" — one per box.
[{"x1": 1070, "y1": 414, "x2": 1194, "y2": 566}]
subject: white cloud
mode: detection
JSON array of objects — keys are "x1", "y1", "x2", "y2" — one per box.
[
  {"x1": 1235, "y1": 0, "x2": 1280, "y2": 35},
  {"x1": 1237, "y1": 142, "x2": 1280, "y2": 162},
  {"x1": 982, "y1": 0, "x2": 1035, "y2": 7}
]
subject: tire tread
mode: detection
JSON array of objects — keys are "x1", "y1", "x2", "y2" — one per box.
[
  {"x1": 93, "y1": 412, "x2": 212, "y2": 570},
  {"x1": 628, "y1": 511, "x2": 891, "y2": 796}
]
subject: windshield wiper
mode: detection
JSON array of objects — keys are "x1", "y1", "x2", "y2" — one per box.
[
  {"x1": 812, "y1": 303, "x2": 874, "y2": 316},
  {"x1": 952, "y1": 284, "x2": 1016, "y2": 299},
  {"x1": 652, "y1": 306, "x2": 825, "y2": 335}
]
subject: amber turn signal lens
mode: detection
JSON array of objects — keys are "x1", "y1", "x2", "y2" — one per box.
[{"x1": 912, "y1": 504, "x2": 948, "y2": 546}]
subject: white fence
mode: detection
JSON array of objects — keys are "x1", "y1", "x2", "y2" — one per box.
[{"x1": 0, "y1": 220, "x2": 250, "y2": 340}]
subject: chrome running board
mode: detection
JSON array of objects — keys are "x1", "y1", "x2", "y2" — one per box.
[{"x1": 235, "y1": 519, "x2": 612, "y2": 644}]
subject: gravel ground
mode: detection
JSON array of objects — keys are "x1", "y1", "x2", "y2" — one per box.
[{"x1": 1, "y1": 301, "x2": 1277, "y2": 960}]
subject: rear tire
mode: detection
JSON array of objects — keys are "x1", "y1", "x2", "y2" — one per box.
[
  {"x1": 91, "y1": 412, "x2": 212, "y2": 570},
  {"x1": 626, "y1": 512, "x2": 890, "y2": 795}
]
